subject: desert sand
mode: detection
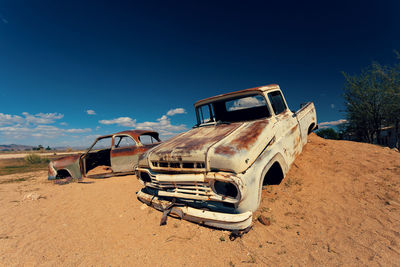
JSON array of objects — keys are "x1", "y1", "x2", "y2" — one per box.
[{"x1": 0, "y1": 134, "x2": 399, "y2": 266}]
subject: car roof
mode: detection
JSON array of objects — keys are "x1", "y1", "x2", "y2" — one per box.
[{"x1": 98, "y1": 130, "x2": 160, "y2": 143}]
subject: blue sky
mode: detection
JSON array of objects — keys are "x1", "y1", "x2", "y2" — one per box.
[{"x1": 0, "y1": 0, "x2": 399, "y2": 147}]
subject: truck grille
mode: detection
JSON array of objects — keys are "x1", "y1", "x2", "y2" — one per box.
[
  {"x1": 150, "y1": 179, "x2": 212, "y2": 197},
  {"x1": 151, "y1": 161, "x2": 205, "y2": 170}
]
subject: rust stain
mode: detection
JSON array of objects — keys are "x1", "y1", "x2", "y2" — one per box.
[
  {"x1": 214, "y1": 145, "x2": 236, "y2": 156},
  {"x1": 114, "y1": 130, "x2": 160, "y2": 143},
  {"x1": 294, "y1": 135, "x2": 301, "y2": 149},
  {"x1": 53, "y1": 154, "x2": 81, "y2": 169},
  {"x1": 290, "y1": 124, "x2": 298, "y2": 134},
  {"x1": 214, "y1": 120, "x2": 269, "y2": 155},
  {"x1": 111, "y1": 146, "x2": 148, "y2": 157},
  {"x1": 231, "y1": 120, "x2": 269, "y2": 150},
  {"x1": 151, "y1": 123, "x2": 241, "y2": 157},
  {"x1": 282, "y1": 110, "x2": 291, "y2": 119}
]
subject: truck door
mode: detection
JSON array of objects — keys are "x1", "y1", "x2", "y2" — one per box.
[
  {"x1": 110, "y1": 135, "x2": 139, "y2": 173},
  {"x1": 268, "y1": 90, "x2": 302, "y2": 163}
]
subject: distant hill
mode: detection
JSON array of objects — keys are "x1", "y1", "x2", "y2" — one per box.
[
  {"x1": 0, "y1": 144, "x2": 87, "y2": 151},
  {"x1": 0, "y1": 144, "x2": 35, "y2": 151}
]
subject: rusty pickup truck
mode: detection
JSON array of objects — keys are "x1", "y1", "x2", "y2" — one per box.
[{"x1": 136, "y1": 84, "x2": 317, "y2": 230}]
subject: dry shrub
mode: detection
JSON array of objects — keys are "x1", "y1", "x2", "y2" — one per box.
[{"x1": 24, "y1": 154, "x2": 49, "y2": 164}]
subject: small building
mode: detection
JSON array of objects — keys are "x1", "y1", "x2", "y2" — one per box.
[{"x1": 377, "y1": 126, "x2": 399, "y2": 148}]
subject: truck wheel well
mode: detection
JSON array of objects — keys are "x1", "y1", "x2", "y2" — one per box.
[
  {"x1": 262, "y1": 162, "x2": 284, "y2": 186},
  {"x1": 56, "y1": 169, "x2": 72, "y2": 179},
  {"x1": 308, "y1": 123, "x2": 316, "y2": 134}
]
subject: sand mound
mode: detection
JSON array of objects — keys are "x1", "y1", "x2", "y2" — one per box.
[{"x1": 0, "y1": 133, "x2": 399, "y2": 266}]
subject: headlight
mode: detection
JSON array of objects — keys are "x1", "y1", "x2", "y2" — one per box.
[{"x1": 212, "y1": 181, "x2": 238, "y2": 199}]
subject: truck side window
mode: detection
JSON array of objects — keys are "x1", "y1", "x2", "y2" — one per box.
[
  {"x1": 268, "y1": 91, "x2": 287, "y2": 115},
  {"x1": 197, "y1": 104, "x2": 215, "y2": 124}
]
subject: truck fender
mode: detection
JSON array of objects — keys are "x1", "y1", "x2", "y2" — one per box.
[{"x1": 256, "y1": 153, "x2": 288, "y2": 208}]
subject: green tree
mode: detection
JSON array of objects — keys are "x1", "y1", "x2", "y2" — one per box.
[
  {"x1": 342, "y1": 59, "x2": 399, "y2": 146},
  {"x1": 316, "y1": 128, "x2": 340, "y2": 140},
  {"x1": 380, "y1": 53, "x2": 400, "y2": 148}
]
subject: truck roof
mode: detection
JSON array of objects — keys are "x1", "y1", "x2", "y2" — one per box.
[{"x1": 194, "y1": 84, "x2": 280, "y2": 107}]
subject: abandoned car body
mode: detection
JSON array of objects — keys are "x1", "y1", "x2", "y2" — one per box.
[
  {"x1": 136, "y1": 84, "x2": 317, "y2": 230},
  {"x1": 48, "y1": 130, "x2": 161, "y2": 180}
]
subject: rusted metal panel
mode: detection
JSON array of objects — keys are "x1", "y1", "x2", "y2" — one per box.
[
  {"x1": 111, "y1": 146, "x2": 152, "y2": 173},
  {"x1": 52, "y1": 154, "x2": 81, "y2": 169},
  {"x1": 147, "y1": 123, "x2": 242, "y2": 171},
  {"x1": 111, "y1": 146, "x2": 137, "y2": 173},
  {"x1": 209, "y1": 119, "x2": 276, "y2": 173},
  {"x1": 49, "y1": 154, "x2": 82, "y2": 179},
  {"x1": 115, "y1": 130, "x2": 160, "y2": 144}
]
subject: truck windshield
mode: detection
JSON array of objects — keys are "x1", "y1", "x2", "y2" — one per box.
[{"x1": 196, "y1": 94, "x2": 270, "y2": 125}]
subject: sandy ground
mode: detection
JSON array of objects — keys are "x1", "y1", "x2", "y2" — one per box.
[
  {"x1": 0, "y1": 151, "x2": 84, "y2": 160},
  {"x1": 0, "y1": 134, "x2": 399, "y2": 266}
]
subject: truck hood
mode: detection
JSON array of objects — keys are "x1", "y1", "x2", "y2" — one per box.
[{"x1": 147, "y1": 118, "x2": 275, "y2": 173}]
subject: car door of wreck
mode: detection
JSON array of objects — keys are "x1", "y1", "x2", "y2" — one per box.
[{"x1": 110, "y1": 134, "x2": 139, "y2": 173}]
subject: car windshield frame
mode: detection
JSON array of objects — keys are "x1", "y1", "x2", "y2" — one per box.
[{"x1": 195, "y1": 93, "x2": 271, "y2": 126}]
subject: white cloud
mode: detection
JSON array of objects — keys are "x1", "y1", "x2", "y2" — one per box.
[
  {"x1": 64, "y1": 128, "x2": 92, "y2": 133},
  {"x1": 0, "y1": 112, "x2": 96, "y2": 146},
  {"x1": 22, "y1": 112, "x2": 64, "y2": 124},
  {"x1": 99, "y1": 117, "x2": 136, "y2": 127},
  {"x1": 0, "y1": 112, "x2": 64, "y2": 126},
  {"x1": 318, "y1": 119, "x2": 347, "y2": 128},
  {"x1": 86, "y1": 109, "x2": 96, "y2": 115},
  {"x1": 158, "y1": 115, "x2": 168, "y2": 121},
  {"x1": 166, "y1": 108, "x2": 186, "y2": 116},
  {"x1": 0, "y1": 126, "x2": 31, "y2": 137},
  {"x1": 136, "y1": 115, "x2": 187, "y2": 136},
  {"x1": 0, "y1": 113, "x2": 24, "y2": 126},
  {"x1": 98, "y1": 108, "x2": 188, "y2": 137},
  {"x1": 0, "y1": 125, "x2": 92, "y2": 138},
  {"x1": 0, "y1": 114, "x2": 91, "y2": 140}
]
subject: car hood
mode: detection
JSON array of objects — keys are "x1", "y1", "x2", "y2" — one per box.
[{"x1": 146, "y1": 118, "x2": 275, "y2": 173}]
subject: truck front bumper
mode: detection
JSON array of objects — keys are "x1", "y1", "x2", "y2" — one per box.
[{"x1": 137, "y1": 189, "x2": 252, "y2": 230}]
